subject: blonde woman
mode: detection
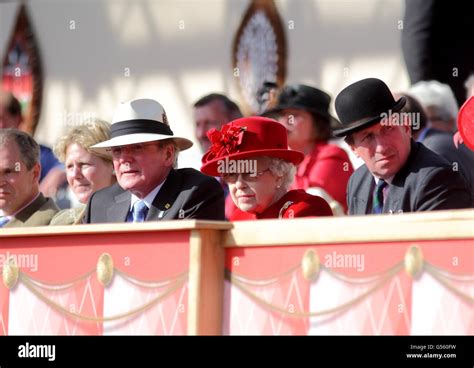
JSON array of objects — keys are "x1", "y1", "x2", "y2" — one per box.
[{"x1": 50, "y1": 119, "x2": 116, "y2": 225}]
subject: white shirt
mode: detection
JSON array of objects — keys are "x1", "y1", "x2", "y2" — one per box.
[
  {"x1": 373, "y1": 175, "x2": 394, "y2": 185},
  {"x1": 129, "y1": 181, "x2": 166, "y2": 212}
]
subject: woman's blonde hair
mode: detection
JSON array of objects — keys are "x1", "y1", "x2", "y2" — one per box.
[{"x1": 54, "y1": 119, "x2": 112, "y2": 163}]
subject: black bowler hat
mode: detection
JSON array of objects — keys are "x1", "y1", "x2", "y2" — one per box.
[
  {"x1": 333, "y1": 78, "x2": 406, "y2": 137},
  {"x1": 263, "y1": 84, "x2": 339, "y2": 127}
]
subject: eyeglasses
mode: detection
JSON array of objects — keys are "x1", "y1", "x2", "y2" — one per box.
[
  {"x1": 222, "y1": 168, "x2": 271, "y2": 184},
  {"x1": 107, "y1": 143, "x2": 158, "y2": 158}
]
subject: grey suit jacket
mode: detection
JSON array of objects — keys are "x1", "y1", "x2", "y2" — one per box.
[
  {"x1": 4, "y1": 193, "x2": 59, "y2": 227},
  {"x1": 83, "y1": 168, "x2": 225, "y2": 223},
  {"x1": 347, "y1": 141, "x2": 472, "y2": 215}
]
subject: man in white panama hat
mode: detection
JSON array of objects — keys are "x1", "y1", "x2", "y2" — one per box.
[{"x1": 83, "y1": 98, "x2": 225, "y2": 223}]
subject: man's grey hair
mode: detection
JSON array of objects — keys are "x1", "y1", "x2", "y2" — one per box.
[
  {"x1": 0, "y1": 128, "x2": 40, "y2": 170},
  {"x1": 409, "y1": 80, "x2": 459, "y2": 122},
  {"x1": 265, "y1": 156, "x2": 297, "y2": 191},
  {"x1": 158, "y1": 139, "x2": 180, "y2": 168}
]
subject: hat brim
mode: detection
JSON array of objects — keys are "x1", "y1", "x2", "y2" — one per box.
[
  {"x1": 263, "y1": 103, "x2": 339, "y2": 124},
  {"x1": 263, "y1": 104, "x2": 341, "y2": 132},
  {"x1": 90, "y1": 133, "x2": 193, "y2": 154},
  {"x1": 333, "y1": 97, "x2": 406, "y2": 138},
  {"x1": 201, "y1": 149, "x2": 305, "y2": 177}
]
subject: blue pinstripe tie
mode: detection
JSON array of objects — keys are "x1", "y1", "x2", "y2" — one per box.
[
  {"x1": 0, "y1": 216, "x2": 10, "y2": 227},
  {"x1": 131, "y1": 201, "x2": 148, "y2": 223},
  {"x1": 372, "y1": 180, "x2": 388, "y2": 214}
]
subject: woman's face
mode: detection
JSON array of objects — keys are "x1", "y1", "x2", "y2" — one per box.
[
  {"x1": 224, "y1": 156, "x2": 283, "y2": 214},
  {"x1": 277, "y1": 108, "x2": 316, "y2": 149},
  {"x1": 65, "y1": 143, "x2": 115, "y2": 204}
]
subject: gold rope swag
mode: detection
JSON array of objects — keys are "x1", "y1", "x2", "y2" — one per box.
[{"x1": 2, "y1": 246, "x2": 473, "y2": 321}]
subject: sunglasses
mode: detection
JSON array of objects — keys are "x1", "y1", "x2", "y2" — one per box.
[
  {"x1": 107, "y1": 142, "x2": 159, "y2": 158},
  {"x1": 222, "y1": 168, "x2": 271, "y2": 184}
]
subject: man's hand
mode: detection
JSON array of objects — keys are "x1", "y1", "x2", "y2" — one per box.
[{"x1": 453, "y1": 131, "x2": 464, "y2": 149}]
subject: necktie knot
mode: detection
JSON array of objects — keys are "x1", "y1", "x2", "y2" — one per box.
[
  {"x1": 376, "y1": 179, "x2": 388, "y2": 191},
  {"x1": 132, "y1": 201, "x2": 148, "y2": 223},
  {"x1": 372, "y1": 179, "x2": 388, "y2": 214}
]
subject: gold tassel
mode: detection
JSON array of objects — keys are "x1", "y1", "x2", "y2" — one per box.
[
  {"x1": 404, "y1": 245, "x2": 424, "y2": 278},
  {"x1": 3, "y1": 257, "x2": 19, "y2": 289},
  {"x1": 301, "y1": 249, "x2": 320, "y2": 281},
  {"x1": 97, "y1": 253, "x2": 114, "y2": 286}
]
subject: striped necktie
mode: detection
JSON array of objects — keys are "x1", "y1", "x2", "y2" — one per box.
[
  {"x1": 131, "y1": 201, "x2": 148, "y2": 223},
  {"x1": 0, "y1": 216, "x2": 10, "y2": 227},
  {"x1": 372, "y1": 179, "x2": 388, "y2": 214}
]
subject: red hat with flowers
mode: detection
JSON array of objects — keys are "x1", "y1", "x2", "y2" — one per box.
[{"x1": 200, "y1": 116, "x2": 304, "y2": 176}]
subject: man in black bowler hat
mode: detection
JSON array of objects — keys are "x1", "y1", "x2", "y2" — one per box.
[
  {"x1": 333, "y1": 78, "x2": 471, "y2": 215},
  {"x1": 83, "y1": 98, "x2": 225, "y2": 223}
]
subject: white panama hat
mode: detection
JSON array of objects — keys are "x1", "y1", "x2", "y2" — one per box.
[{"x1": 91, "y1": 98, "x2": 193, "y2": 154}]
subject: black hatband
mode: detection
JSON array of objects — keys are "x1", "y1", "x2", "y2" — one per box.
[{"x1": 111, "y1": 119, "x2": 174, "y2": 138}]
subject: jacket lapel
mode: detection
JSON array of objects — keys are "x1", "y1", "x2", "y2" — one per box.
[
  {"x1": 5, "y1": 193, "x2": 46, "y2": 227},
  {"x1": 384, "y1": 141, "x2": 419, "y2": 213},
  {"x1": 147, "y1": 169, "x2": 182, "y2": 220},
  {"x1": 349, "y1": 166, "x2": 375, "y2": 215},
  {"x1": 359, "y1": 172, "x2": 375, "y2": 214},
  {"x1": 383, "y1": 183, "x2": 402, "y2": 213},
  {"x1": 107, "y1": 190, "x2": 131, "y2": 222}
]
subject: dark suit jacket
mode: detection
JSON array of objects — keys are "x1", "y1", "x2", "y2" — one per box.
[
  {"x1": 347, "y1": 141, "x2": 472, "y2": 215},
  {"x1": 83, "y1": 168, "x2": 225, "y2": 223},
  {"x1": 5, "y1": 193, "x2": 59, "y2": 227},
  {"x1": 421, "y1": 128, "x2": 474, "y2": 206}
]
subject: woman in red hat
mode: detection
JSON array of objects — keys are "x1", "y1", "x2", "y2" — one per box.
[
  {"x1": 201, "y1": 117, "x2": 333, "y2": 219},
  {"x1": 264, "y1": 84, "x2": 354, "y2": 215}
]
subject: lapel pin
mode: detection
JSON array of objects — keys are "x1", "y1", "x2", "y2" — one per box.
[{"x1": 164, "y1": 203, "x2": 171, "y2": 209}]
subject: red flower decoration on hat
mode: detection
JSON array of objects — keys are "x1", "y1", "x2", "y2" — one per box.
[{"x1": 203, "y1": 125, "x2": 247, "y2": 161}]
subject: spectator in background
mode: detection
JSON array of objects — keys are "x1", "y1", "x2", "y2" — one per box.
[
  {"x1": 401, "y1": 0, "x2": 474, "y2": 106},
  {"x1": 400, "y1": 83, "x2": 474, "y2": 206},
  {"x1": 193, "y1": 93, "x2": 243, "y2": 152},
  {"x1": 193, "y1": 93, "x2": 250, "y2": 220},
  {"x1": 394, "y1": 93, "x2": 427, "y2": 141},
  {"x1": 333, "y1": 78, "x2": 471, "y2": 215},
  {"x1": 408, "y1": 80, "x2": 458, "y2": 134},
  {"x1": 264, "y1": 84, "x2": 354, "y2": 214},
  {"x1": 0, "y1": 89, "x2": 66, "y2": 198},
  {"x1": 50, "y1": 119, "x2": 116, "y2": 225},
  {"x1": 0, "y1": 129, "x2": 59, "y2": 227},
  {"x1": 201, "y1": 117, "x2": 333, "y2": 219}
]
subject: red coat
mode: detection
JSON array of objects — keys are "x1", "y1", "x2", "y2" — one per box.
[
  {"x1": 291, "y1": 142, "x2": 354, "y2": 213},
  {"x1": 254, "y1": 190, "x2": 333, "y2": 219},
  {"x1": 230, "y1": 190, "x2": 332, "y2": 221}
]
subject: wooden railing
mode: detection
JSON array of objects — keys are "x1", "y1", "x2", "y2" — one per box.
[{"x1": 1, "y1": 209, "x2": 473, "y2": 335}]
